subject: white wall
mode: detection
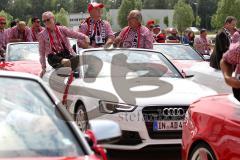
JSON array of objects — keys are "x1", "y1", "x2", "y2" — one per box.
[
  {"x1": 69, "y1": 9, "x2": 174, "y2": 32},
  {"x1": 110, "y1": 9, "x2": 174, "y2": 32}
]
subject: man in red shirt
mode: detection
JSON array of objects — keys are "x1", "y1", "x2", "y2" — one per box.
[
  {"x1": 114, "y1": 10, "x2": 154, "y2": 49},
  {"x1": 78, "y1": 2, "x2": 114, "y2": 48},
  {"x1": 146, "y1": 19, "x2": 155, "y2": 32},
  {"x1": 0, "y1": 16, "x2": 8, "y2": 57},
  {"x1": 8, "y1": 21, "x2": 33, "y2": 42},
  {"x1": 153, "y1": 25, "x2": 166, "y2": 43},
  {"x1": 39, "y1": 11, "x2": 90, "y2": 77},
  {"x1": 31, "y1": 17, "x2": 44, "y2": 42}
]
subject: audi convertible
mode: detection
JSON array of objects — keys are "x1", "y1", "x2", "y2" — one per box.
[{"x1": 43, "y1": 48, "x2": 217, "y2": 150}]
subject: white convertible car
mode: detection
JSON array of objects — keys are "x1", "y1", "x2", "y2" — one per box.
[{"x1": 43, "y1": 48, "x2": 217, "y2": 150}]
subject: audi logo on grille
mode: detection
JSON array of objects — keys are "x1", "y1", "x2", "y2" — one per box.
[{"x1": 162, "y1": 108, "x2": 185, "y2": 116}]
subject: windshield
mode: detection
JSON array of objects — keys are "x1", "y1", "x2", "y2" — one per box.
[
  {"x1": 0, "y1": 77, "x2": 84, "y2": 158},
  {"x1": 83, "y1": 49, "x2": 182, "y2": 78},
  {"x1": 153, "y1": 44, "x2": 204, "y2": 60},
  {"x1": 7, "y1": 43, "x2": 39, "y2": 61}
]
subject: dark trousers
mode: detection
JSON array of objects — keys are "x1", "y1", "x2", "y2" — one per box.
[
  {"x1": 47, "y1": 52, "x2": 79, "y2": 70},
  {"x1": 232, "y1": 88, "x2": 240, "y2": 102}
]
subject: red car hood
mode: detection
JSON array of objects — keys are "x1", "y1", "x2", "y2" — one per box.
[
  {"x1": 172, "y1": 60, "x2": 207, "y2": 71},
  {"x1": 0, "y1": 61, "x2": 41, "y2": 76},
  {"x1": 0, "y1": 155, "x2": 100, "y2": 160},
  {"x1": 191, "y1": 94, "x2": 240, "y2": 123}
]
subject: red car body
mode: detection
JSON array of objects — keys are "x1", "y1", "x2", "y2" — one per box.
[
  {"x1": 0, "y1": 42, "x2": 41, "y2": 76},
  {"x1": 0, "y1": 61, "x2": 41, "y2": 76},
  {"x1": 182, "y1": 94, "x2": 240, "y2": 160}
]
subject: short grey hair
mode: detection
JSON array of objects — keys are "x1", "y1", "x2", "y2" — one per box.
[
  {"x1": 127, "y1": 10, "x2": 142, "y2": 23},
  {"x1": 42, "y1": 11, "x2": 55, "y2": 19}
]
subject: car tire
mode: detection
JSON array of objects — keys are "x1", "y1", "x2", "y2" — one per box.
[
  {"x1": 75, "y1": 103, "x2": 89, "y2": 131},
  {"x1": 189, "y1": 142, "x2": 216, "y2": 160}
]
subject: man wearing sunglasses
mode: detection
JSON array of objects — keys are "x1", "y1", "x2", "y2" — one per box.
[
  {"x1": 31, "y1": 17, "x2": 44, "y2": 42},
  {"x1": 78, "y1": 2, "x2": 114, "y2": 48},
  {"x1": 38, "y1": 11, "x2": 90, "y2": 77},
  {"x1": 0, "y1": 16, "x2": 8, "y2": 58},
  {"x1": 8, "y1": 21, "x2": 33, "y2": 42}
]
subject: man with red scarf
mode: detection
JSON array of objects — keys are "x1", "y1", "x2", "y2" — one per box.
[
  {"x1": 31, "y1": 17, "x2": 44, "y2": 42},
  {"x1": 8, "y1": 21, "x2": 33, "y2": 42},
  {"x1": 78, "y1": 2, "x2": 114, "y2": 48},
  {"x1": 38, "y1": 11, "x2": 89, "y2": 77},
  {"x1": 114, "y1": 10, "x2": 153, "y2": 49}
]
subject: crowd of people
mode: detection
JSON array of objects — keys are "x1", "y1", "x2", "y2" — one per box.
[{"x1": 0, "y1": 2, "x2": 240, "y2": 100}]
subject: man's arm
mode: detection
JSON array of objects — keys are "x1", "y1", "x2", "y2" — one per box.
[{"x1": 220, "y1": 59, "x2": 240, "y2": 88}]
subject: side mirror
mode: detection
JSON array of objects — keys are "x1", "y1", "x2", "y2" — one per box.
[
  {"x1": 56, "y1": 67, "x2": 72, "y2": 77},
  {"x1": 182, "y1": 70, "x2": 194, "y2": 78},
  {"x1": 88, "y1": 120, "x2": 121, "y2": 144},
  {"x1": 203, "y1": 55, "x2": 210, "y2": 61}
]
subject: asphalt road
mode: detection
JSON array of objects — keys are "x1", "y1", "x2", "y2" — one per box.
[{"x1": 107, "y1": 146, "x2": 181, "y2": 160}]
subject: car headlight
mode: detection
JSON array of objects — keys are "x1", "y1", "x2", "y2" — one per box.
[{"x1": 99, "y1": 101, "x2": 137, "y2": 114}]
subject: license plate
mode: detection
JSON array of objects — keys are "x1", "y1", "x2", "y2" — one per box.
[{"x1": 153, "y1": 120, "x2": 183, "y2": 131}]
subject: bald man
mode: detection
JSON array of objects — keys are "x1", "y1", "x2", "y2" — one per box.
[
  {"x1": 8, "y1": 21, "x2": 33, "y2": 42},
  {"x1": 114, "y1": 10, "x2": 153, "y2": 49}
]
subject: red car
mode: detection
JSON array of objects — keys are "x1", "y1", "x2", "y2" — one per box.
[
  {"x1": 182, "y1": 94, "x2": 240, "y2": 160},
  {"x1": 0, "y1": 42, "x2": 41, "y2": 76},
  {"x1": 153, "y1": 43, "x2": 209, "y2": 77}
]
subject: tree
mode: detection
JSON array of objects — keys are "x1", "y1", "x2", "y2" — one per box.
[
  {"x1": 143, "y1": 0, "x2": 178, "y2": 9},
  {"x1": 173, "y1": 0, "x2": 194, "y2": 34},
  {"x1": 0, "y1": 10, "x2": 13, "y2": 28},
  {"x1": 197, "y1": 0, "x2": 218, "y2": 30},
  {"x1": 55, "y1": 8, "x2": 69, "y2": 26},
  {"x1": 118, "y1": 0, "x2": 142, "y2": 28},
  {"x1": 163, "y1": 16, "x2": 169, "y2": 27},
  {"x1": 211, "y1": 0, "x2": 240, "y2": 29},
  {"x1": 72, "y1": 0, "x2": 88, "y2": 13}
]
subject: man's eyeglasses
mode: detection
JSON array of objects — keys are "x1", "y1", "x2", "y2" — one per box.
[
  {"x1": 43, "y1": 18, "x2": 51, "y2": 23},
  {"x1": 35, "y1": 20, "x2": 40, "y2": 23}
]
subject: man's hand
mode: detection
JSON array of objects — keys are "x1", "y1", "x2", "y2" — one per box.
[
  {"x1": 40, "y1": 69, "x2": 46, "y2": 78},
  {"x1": 220, "y1": 59, "x2": 240, "y2": 88}
]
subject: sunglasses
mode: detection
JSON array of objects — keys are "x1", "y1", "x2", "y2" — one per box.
[
  {"x1": 0, "y1": 22, "x2": 6, "y2": 25},
  {"x1": 35, "y1": 20, "x2": 40, "y2": 23},
  {"x1": 43, "y1": 18, "x2": 51, "y2": 23}
]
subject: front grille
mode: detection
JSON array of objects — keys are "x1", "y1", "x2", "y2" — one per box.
[
  {"x1": 142, "y1": 106, "x2": 189, "y2": 139},
  {"x1": 113, "y1": 130, "x2": 142, "y2": 145}
]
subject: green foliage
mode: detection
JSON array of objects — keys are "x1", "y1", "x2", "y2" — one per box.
[
  {"x1": 163, "y1": 16, "x2": 169, "y2": 27},
  {"x1": 27, "y1": 17, "x2": 32, "y2": 27},
  {"x1": 55, "y1": 8, "x2": 69, "y2": 26},
  {"x1": 196, "y1": 0, "x2": 218, "y2": 30},
  {"x1": 196, "y1": 16, "x2": 201, "y2": 27},
  {"x1": 211, "y1": 0, "x2": 240, "y2": 29},
  {"x1": 143, "y1": 0, "x2": 178, "y2": 9},
  {"x1": 118, "y1": 0, "x2": 143, "y2": 28},
  {"x1": 0, "y1": 10, "x2": 13, "y2": 28},
  {"x1": 72, "y1": 0, "x2": 88, "y2": 13},
  {"x1": 173, "y1": 0, "x2": 194, "y2": 33}
]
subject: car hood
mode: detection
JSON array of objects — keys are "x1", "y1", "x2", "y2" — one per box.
[
  {"x1": 172, "y1": 60, "x2": 207, "y2": 71},
  {"x1": 191, "y1": 94, "x2": 240, "y2": 123},
  {"x1": 0, "y1": 61, "x2": 41, "y2": 76},
  {"x1": 73, "y1": 77, "x2": 217, "y2": 106},
  {"x1": 0, "y1": 156, "x2": 99, "y2": 160}
]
